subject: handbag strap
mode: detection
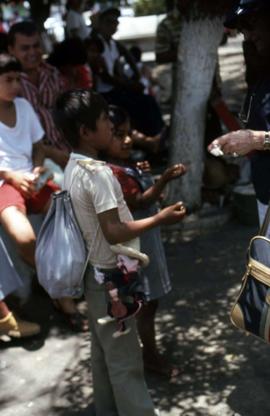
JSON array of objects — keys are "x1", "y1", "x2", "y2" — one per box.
[
  {"x1": 79, "y1": 231, "x2": 97, "y2": 281},
  {"x1": 259, "y1": 203, "x2": 270, "y2": 236}
]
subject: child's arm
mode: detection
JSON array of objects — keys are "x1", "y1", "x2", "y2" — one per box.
[
  {"x1": 43, "y1": 144, "x2": 69, "y2": 169},
  {"x1": 32, "y1": 140, "x2": 45, "y2": 169},
  {"x1": 126, "y1": 164, "x2": 187, "y2": 209},
  {"x1": 0, "y1": 170, "x2": 35, "y2": 198},
  {"x1": 32, "y1": 140, "x2": 51, "y2": 181},
  {"x1": 98, "y1": 202, "x2": 186, "y2": 245}
]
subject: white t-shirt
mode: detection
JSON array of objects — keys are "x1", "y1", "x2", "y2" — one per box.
[
  {"x1": 0, "y1": 97, "x2": 44, "y2": 187},
  {"x1": 96, "y1": 36, "x2": 120, "y2": 94},
  {"x1": 66, "y1": 9, "x2": 90, "y2": 40},
  {"x1": 64, "y1": 153, "x2": 140, "y2": 269}
]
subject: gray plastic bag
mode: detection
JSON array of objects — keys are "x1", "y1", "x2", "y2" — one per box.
[{"x1": 35, "y1": 191, "x2": 88, "y2": 299}]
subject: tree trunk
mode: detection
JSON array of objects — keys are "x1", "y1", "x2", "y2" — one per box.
[{"x1": 168, "y1": 17, "x2": 224, "y2": 210}]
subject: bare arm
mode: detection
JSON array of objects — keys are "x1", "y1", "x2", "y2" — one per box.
[
  {"x1": 32, "y1": 140, "x2": 45, "y2": 168},
  {"x1": 208, "y1": 129, "x2": 265, "y2": 156},
  {"x1": 126, "y1": 164, "x2": 187, "y2": 210},
  {"x1": 0, "y1": 170, "x2": 35, "y2": 198},
  {"x1": 43, "y1": 144, "x2": 69, "y2": 169},
  {"x1": 98, "y1": 202, "x2": 186, "y2": 245}
]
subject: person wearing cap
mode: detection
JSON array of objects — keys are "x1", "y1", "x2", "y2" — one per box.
[
  {"x1": 90, "y1": 6, "x2": 166, "y2": 138},
  {"x1": 208, "y1": 0, "x2": 270, "y2": 227}
]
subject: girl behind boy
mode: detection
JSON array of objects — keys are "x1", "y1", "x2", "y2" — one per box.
[
  {"x1": 54, "y1": 89, "x2": 186, "y2": 416},
  {"x1": 106, "y1": 105, "x2": 187, "y2": 376}
]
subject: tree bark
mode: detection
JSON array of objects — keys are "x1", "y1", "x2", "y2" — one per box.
[{"x1": 168, "y1": 17, "x2": 224, "y2": 210}]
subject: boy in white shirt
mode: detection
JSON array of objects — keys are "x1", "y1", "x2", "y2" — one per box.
[
  {"x1": 54, "y1": 88, "x2": 186, "y2": 416},
  {"x1": 0, "y1": 54, "x2": 87, "y2": 336},
  {"x1": 0, "y1": 54, "x2": 49, "y2": 336}
]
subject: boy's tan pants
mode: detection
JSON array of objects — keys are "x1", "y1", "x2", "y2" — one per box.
[{"x1": 84, "y1": 267, "x2": 156, "y2": 416}]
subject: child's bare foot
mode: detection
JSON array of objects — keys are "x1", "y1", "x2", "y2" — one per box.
[
  {"x1": 53, "y1": 298, "x2": 88, "y2": 333},
  {"x1": 143, "y1": 351, "x2": 181, "y2": 379}
]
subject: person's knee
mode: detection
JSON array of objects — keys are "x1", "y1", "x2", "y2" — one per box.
[{"x1": 16, "y1": 234, "x2": 36, "y2": 263}]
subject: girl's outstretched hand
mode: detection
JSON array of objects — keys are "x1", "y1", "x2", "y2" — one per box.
[
  {"x1": 156, "y1": 201, "x2": 186, "y2": 225},
  {"x1": 162, "y1": 164, "x2": 187, "y2": 183}
]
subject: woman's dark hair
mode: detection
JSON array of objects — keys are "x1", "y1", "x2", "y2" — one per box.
[
  {"x1": 53, "y1": 89, "x2": 108, "y2": 148},
  {"x1": 108, "y1": 105, "x2": 129, "y2": 130},
  {"x1": 0, "y1": 53, "x2": 21, "y2": 75},
  {"x1": 8, "y1": 21, "x2": 38, "y2": 46},
  {"x1": 48, "y1": 38, "x2": 87, "y2": 68}
]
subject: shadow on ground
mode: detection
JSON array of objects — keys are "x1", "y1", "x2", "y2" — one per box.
[
  {"x1": 2, "y1": 222, "x2": 270, "y2": 416},
  {"x1": 50, "y1": 223, "x2": 270, "y2": 415}
]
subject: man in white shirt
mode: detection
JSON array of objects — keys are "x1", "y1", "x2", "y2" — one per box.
[
  {"x1": 66, "y1": 0, "x2": 90, "y2": 40},
  {"x1": 91, "y1": 7, "x2": 166, "y2": 137}
]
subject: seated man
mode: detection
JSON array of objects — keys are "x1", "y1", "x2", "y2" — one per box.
[
  {"x1": 91, "y1": 7, "x2": 166, "y2": 138},
  {"x1": 7, "y1": 21, "x2": 70, "y2": 169},
  {"x1": 0, "y1": 53, "x2": 87, "y2": 332}
]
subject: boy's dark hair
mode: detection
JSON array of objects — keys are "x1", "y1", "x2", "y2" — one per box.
[
  {"x1": 0, "y1": 53, "x2": 21, "y2": 75},
  {"x1": 53, "y1": 89, "x2": 108, "y2": 148},
  {"x1": 99, "y1": 7, "x2": 120, "y2": 21},
  {"x1": 8, "y1": 21, "x2": 38, "y2": 46},
  {"x1": 48, "y1": 38, "x2": 87, "y2": 68},
  {"x1": 109, "y1": 105, "x2": 129, "y2": 130}
]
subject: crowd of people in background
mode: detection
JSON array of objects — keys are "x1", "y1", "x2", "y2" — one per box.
[{"x1": 0, "y1": 0, "x2": 185, "y2": 416}]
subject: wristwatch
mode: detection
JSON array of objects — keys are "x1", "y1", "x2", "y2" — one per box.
[{"x1": 263, "y1": 131, "x2": 270, "y2": 150}]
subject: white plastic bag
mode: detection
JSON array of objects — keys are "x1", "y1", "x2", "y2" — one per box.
[{"x1": 35, "y1": 191, "x2": 88, "y2": 299}]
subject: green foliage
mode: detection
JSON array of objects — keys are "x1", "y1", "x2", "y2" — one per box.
[
  {"x1": 192, "y1": 0, "x2": 236, "y2": 18},
  {"x1": 86, "y1": 0, "x2": 122, "y2": 7},
  {"x1": 133, "y1": 0, "x2": 167, "y2": 17},
  {"x1": 133, "y1": 0, "x2": 236, "y2": 18}
]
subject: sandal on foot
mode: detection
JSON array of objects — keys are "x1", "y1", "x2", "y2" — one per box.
[
  {"x1": 0, "y1": 312, "x2": 40, "y2": 338},
  {"x1": 143, "y1": 353, "x2": 182, "y2": 378},
  {"x1": 53, "y1": 301, "x2": 88, "y2": 333},
  {"x1": 65, "y1": 311, "x2": 89, "y2": 333},
  {"x1": 144, "y1": 361, "x2": 181, "y2": 379}
]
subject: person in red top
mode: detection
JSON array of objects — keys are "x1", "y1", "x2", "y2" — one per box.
[
  {"x1": 48, "y1": 38, "x2": 93, "y2": 90},
  {"x1": 106, "y1": 105, "x2": 187, "y2": 376},
  {"x1": 8, "y1": 21, "x2": 70, "y2": 169}
]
